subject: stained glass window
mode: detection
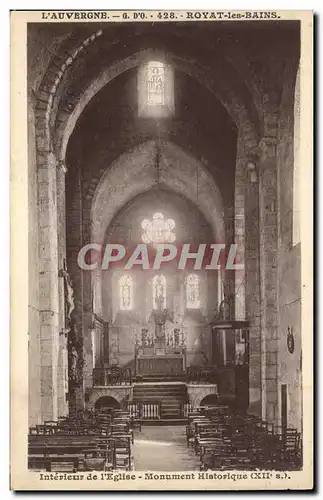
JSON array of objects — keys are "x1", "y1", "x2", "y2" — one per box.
[
  {"x1": 119, "y1": 275, "x2": 133, "y2": 310},
  {"x1": 141, "y1": 212, "x2": 175, "y2": 245},
  {"x1": 137, "y1": 61, "x2": 174, "y2": 118},
  {"x1": 153, "y1": 274, "x2": 166, "y2": 309},
  {"x1": 147, "y1": 61, "x2": 165, "y2": 106},
  {"x1": 186, "y1": 274, "x2": 200, "y2": 309}
]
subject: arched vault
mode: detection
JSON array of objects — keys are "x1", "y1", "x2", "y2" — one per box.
[{"x1": 91, "y1": 140, "x2": 226, "y2": 245}]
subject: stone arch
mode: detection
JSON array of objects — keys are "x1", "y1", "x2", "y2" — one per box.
[
  {"x1": 220, "y1": 37, "x2": 264, "y2": 130},
  {"x1": 87, "y1": 387, "x2": 131, "y2": 410},
  {"x1": 91, "y1": 140, "x2": 226, "y2": 246},
  {"x1": 56, "y1": 49, "x2": 258, "y2": 160},
  {"x1": 77, "y1": 122, "x2": 234, "y2": 215},
  {"x1": 94, "y1": 396, "x2": 121, "y2": 410},
  {"x1": 89, "y1": 141, "x2": 227, "y2": 362},
  {"x1": 189, "y1": 387, "x2": 219, "y2": 408},
  {"x1": 200, "y1": 394, "x2": 220, "y2": 406},
  {"x1": 34, "y1": 38, "x2": 260, "y2": 159},
  {"x1": 34, "y1": 29, "x2": 104, "y2": 155},
  {"x1": 32, "y1": 27, "x2": 263, "y2": 416}
]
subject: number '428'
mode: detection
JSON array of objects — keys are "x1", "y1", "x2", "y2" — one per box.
[{"x1": 157, "y1": 12, "x2": 176, "y2": 19}]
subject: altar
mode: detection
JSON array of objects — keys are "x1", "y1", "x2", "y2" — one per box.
[
  {"x1": 134, "y1": 291, "x2": 186, "y2": 376},
  {"x1": 135, "y1": 344, "x2": 186, "y2": 376}
]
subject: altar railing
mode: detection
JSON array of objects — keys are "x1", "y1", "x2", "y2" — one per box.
[
  {"x1": 127, "y1": 401, "x2": 161, "y2": 420},
  {"x1": 181, "y1": 402, "x2": 193, "y2": 417},
  {"x1": 127, "y1": 401, "x2": 192, "y2": 419}
]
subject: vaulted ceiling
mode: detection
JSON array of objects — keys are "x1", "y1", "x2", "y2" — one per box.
[
  {"x1": 27, "y1": 21, "x2": 299, "y2": 242},
  {"x1": 66, "y1": 65, "x2": 237, "y2": 208}
]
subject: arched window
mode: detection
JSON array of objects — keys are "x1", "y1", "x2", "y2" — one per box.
[
  {"x1": 119, "y1": 275, "x2": 133, "y2": 310},
  {"x1": 142, "y1": 212, "x2": 175, "y2": 245},
  {"x1": 293, "y1": 66, "x2": 300, "y2": 246},
  {"x1": 138, "y1": 61, "x2": 174, "y2": 118},
  {"x1": 153, "y1": 274, "x2": 166, "y2": 310},
  {"x1": 186, "y1": 274, "x2": 200, "y2": 309},
  {"x1": 147, "y1": 61, "x2": 165, "y2": 106}
]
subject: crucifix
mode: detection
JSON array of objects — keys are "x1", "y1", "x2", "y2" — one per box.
[
  {"x1": 155, "y1": 289, "x2": 164, "y2": 311},
  {"x1": 58, "y1": 259, "x2": 75, "y2": 334},
  {"x1": 154, "y1": 290, "x2": 167, "y2": 342}
]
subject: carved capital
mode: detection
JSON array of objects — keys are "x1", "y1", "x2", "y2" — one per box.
[{"x1": 57, "y1": 160, "x2": 68, "y2": 174}]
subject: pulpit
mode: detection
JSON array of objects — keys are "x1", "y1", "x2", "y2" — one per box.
[
  {"x1": 135, "y1": 291, "x2": 186, "y2": 376},
  {"x1": 211, "y1": 320, "x2": 250, "y2": 412}
]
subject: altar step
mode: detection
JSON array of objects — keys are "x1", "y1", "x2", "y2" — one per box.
[
  {"x1": 135, "y1": 374, "x2": 186, "y2": 383},
  {"x1": 132, "y1": 383, "x2": 188, "y2": 420},
  {"x1": 141, "y1": 418, "x2": 188, "y2": 426}
]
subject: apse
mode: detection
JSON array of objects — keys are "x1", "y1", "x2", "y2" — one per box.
[{"x1": 94, "y1": 188, "x2": 218, "y2": 370}]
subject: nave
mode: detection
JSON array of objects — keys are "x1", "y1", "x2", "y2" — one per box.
[
  {"x1": 133, "y1": 426, "x2": 199, "y2": 471},
  {"x1": 26, "y1": 21, "x2": 304, "y2": 478},
  {"x1": 28, "y1": 404, "x2": 302, "y2": 473}
]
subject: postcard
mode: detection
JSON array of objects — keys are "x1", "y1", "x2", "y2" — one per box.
[{"x1": 10, "y1": 9, "x2": 313, "y2": 490}]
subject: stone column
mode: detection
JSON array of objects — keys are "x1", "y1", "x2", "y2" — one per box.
[
  {"x1": 235, "y1": 127, "x2": 262, "y2": 416},
  {"x1": 56, "y1": 161, "x2": 68, "y2": 417},
  {"x1": 66, "y1": 167, "x2": 85, "y2": 411},
  {"x1": 234, "y1": 138, "x2": 246, "y2": 321},
  {"x1": 82, "y1": 202, "x2": 95, "y2": 391},
  {"x1": 223, "y1": 204, "x2": 235, "y2": 316},
  {"x1": 259, "y1": 134, "x2": 279, "y2": 423},
  {"x1": 37, "y1": 151, "x2": 60, "y2": 422},
  {"x1": 244, "y1": 154, "x2": 262, "y2": 416},
  {"x1": 28, "y1": 94, "x2": 41, "y2": 426}
]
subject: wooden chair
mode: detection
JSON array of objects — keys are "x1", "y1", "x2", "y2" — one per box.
[
  {"x1": 111, "y1": 436, "x2": 132, "y2": 471},
  {"x1": 83, "y1": 448, "x2": 113, "y2": 471}
]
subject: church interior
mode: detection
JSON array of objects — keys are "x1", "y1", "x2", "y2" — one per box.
[{"x1": 27, "y1": 20, "x2": 302, "y2": 472}]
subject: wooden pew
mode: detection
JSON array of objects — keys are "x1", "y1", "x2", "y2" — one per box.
[
  {"x1": 28, "y1": 408, "x2": 135, "y2": 472},
  {"x1": 28, "y1": 434, "x2": 112, "y2": 471},
  {"x1": 28, "y1": 454, "x2": 84, "y2": 472}
]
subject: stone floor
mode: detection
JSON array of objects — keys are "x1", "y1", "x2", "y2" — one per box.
[{"x1": 133, "y1": 425, "x2": 200, "y2": 471}]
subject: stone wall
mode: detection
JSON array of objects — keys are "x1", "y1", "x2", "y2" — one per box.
[
  {"x1": 276, "y1": 63, "x2": 302, "y2": 431},
  {"x1": 28, "y1": 96, "x2": 41, "y2": 426},
  {"x1": 252, "y1": 56, "x2": 301, "y2": 428}
]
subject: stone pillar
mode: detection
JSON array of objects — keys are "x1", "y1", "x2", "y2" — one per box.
[
  {"x1": 234, "y1": 138, "x2": 246, "y2": 321},
  {"x1": 245, "y1": 154, "x2": 262, "y2": 416},
  {"x1": 82, "y1": 201, "x2": 95, "y2": 391},
  {"x1": 56, "y1": 161, "x2": 68, "y2": 417},
  {"x1": 37, "y1": 151, "x2": 60, "y2": 422},
  {"x1": 66, "y1": 167, "x2": 85, "y2": 411},
  {"x1": 224, "y1": 204, "x2": 235, "y2": 316},
  {"x1": 28, "y1": 94, "x2": 41, "y2": 426},
  {"x1": 235, "y1": 129, "x2": 262, "y2": 416},
  {"x1": 259, "y1": 134, "x2": 279, "y2": 423}
]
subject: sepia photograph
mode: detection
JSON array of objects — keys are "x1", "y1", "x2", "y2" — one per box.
[{"x1": 10, "y1": 10, "x2": 313, "y2": 490}]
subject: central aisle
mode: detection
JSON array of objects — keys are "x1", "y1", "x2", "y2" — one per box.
[{"x1": 133, "y1": 425, "x2": 200, "y2": 471}]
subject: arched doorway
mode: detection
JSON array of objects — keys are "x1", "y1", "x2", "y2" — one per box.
[
  {"x1": 94, "y1": 396, "x2": 120, "y2": 411},
  {"x1": 200, "y1": 394, "x2": 220, "y2": 407}
]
